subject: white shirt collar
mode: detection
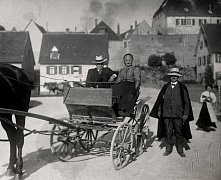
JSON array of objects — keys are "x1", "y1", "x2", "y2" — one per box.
[{"x1": 171, "y1": 81, "x2": 177, "y2": 85}]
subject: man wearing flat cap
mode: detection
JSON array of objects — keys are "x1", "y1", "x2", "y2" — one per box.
[
  {"x1": 150, "y1": 67, "x2": 194, "y2": 157},
  {"x1": 86, "y1": 55, "x2": 117, "y2": 88}
]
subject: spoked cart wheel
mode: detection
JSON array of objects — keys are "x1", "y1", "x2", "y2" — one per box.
[
  {"x1": 80, "y1": 129, "x2": 98, "y2": 150},
  {"x1": 50, "y1": 124, "x2": 80, "y2": 162},
  {"x1": 110, "y1": 122, "x2": 133, "y2": 170},
  {"x1": 134, "y1": 104, "x2": 150, "y2": 155}
]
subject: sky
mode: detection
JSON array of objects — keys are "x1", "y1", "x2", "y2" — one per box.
[{"x1": 0, "y1": 0, "x2": 163, "y2": 32}]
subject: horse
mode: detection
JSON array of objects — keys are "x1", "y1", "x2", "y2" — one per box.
[
  {"x1": 0, "y1": 64, "x2": 31, "y2": 179},
  {"x1": 44, "y1": 81, "x2": 85, "y2": 95},
  {"x1": 43, "y1": 82, "x2": 65, "y2": 95}
]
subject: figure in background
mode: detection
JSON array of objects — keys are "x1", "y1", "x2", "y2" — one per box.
[
  {"x1": 150, "y1": 67, "x2": 194, "y2": 157},
  {"x1": 196, "y1": 85, "x2": 217, "y2": 132},
  {"x1": 86, "y1": 55, "x2": 117, "y2": 88}
]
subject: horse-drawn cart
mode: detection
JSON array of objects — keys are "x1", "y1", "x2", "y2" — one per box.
[
  {"x1": 50, "y1": 82, "x2": 150, "y2": 170},
  {"x1": 0, "y1": 82, "x2": 150, "y2": 171}
]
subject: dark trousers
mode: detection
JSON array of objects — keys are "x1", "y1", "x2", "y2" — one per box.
[{"x1": 164, "y1": 118, "x2": 184, "y2": 152}]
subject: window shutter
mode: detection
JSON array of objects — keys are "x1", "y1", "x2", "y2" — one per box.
[
  {"x1": 54, "y1": 66, "x2": 57, "y2": 74},
  {"x1": 67, "y1": 66, "x2": 70, "y2": 74},
  {"x1": 59, "y1": 66, "x2": 61, "y2": 74},
  {"x1": 79, "y1": 66, "x2": 82, "y2": 74},
  {"x1": 46, "y1": 66, "x2": 50, "y2": 74},
  {"x1": 71, "y1": 66, "x2": 74, "y2": 74}
]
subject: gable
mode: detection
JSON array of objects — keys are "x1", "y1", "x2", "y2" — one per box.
[
  {"x1": 39, "y1": 33, "x2": 109, "y2": 65},
  {"x1": 90, "y1": 21, "x2": 121, "y2": 41}
]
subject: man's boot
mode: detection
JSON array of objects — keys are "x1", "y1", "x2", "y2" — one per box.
[
  {"x1": 177, "y1": 147, "x2": 185, "y2": 157},
  {"x1": 176, "y1": 136, "x2": 185, "y2": 157},
  {"x1": 163, "y1": 145, "x2": 173, "y2": 156}
]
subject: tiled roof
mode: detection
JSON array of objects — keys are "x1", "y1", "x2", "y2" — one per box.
[
  {"x1": 201, "y1": 24, "x2": 221, "y2": 53},
  {"x1": 39, "y1": 32, "x2": 109, "y2": 65},
  {"x1": 90, "y1": 21, "x2": 121, "y2": 41},
  {"x1": 154, "y1": 0, "x2": 221, "y2": 18},
  {"x1": 0, "y1": 31, "x2": 30, "y2": 63},
  {"x1": 0, "y1": 25, "x2": 5, "y2": 31}
]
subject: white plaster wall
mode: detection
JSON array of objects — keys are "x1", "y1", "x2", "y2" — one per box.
[
  {"x1": 40, "y1": 64, "x2": 94, "y2": 92},
  {"x1": 153, "y1": 15, "x2": 221, "y2": 35},
  {"x1": 108, "y1": 40, "x2": 126, "y2": 71},
  {"x1": 196, "y1": 33, "x2": 209, "y2": 82}
]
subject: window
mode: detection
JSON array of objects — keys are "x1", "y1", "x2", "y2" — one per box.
[
  {"x1": 71, "y1": 66, "x2": 82, "y2": 75},
  {"x1": 124, "y1": 41, "x2": 127, "y2": 48},
  {"x1": 215, "y1": 54, "x2": 221, "y2": 63},
  {"x1": 59, "y1": 66, "x2": 69, "y2": 75},
  {"x1": 207, "y1": 55, "x2": 211, "y2": 64},
  {"x1": 202, "y1": 56, "x2": 206, "y2": 65},
  {"x1": 217, "y1": 19, "x2": 221, "y2": 24},
  {"x1": 192, "y1": 19, "x2": 195, "y2": 26},
  {"x1": 199, "y1": 19, "x2": 203, "y2": 25},
  {"x1": 200, "y1": 41, "x2": 203, "y2": 49},
  {"x1": 198, "y1": 73, "x2": 201, "y2": 80},
  {"x1": 46, "y1": 66, "x2": 57, "y2": 75},
  {"x1": 186, "y1": 19, "x2": 191, "y2": 26},
  {"x1": 176, "y1": 19, "x2": 181, "y2": 26},
  {"x1": 198, "y1": 57, "x2": 201, "y2": 66},
  {"x1": 50, "y1": 46, "x2": 60, "y2": 59},
  {"x1": 181, "y1": 19, "x2": 186, "y2": 25},
  {"x1": 204, "y1": 19, "x2": 207, "y2": 24}
]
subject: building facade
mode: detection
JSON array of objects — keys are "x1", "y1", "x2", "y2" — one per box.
[
  {"x1": 39, "y1": 32, "x2": 109, "y2": 92},
  {"x1": 195, "y1": 24, "x2": 221, "y2": 83},
  {"x1": 152, "y1": 0, "x2": 221, "y2": 35},
  {"x1": 90, "y1": 21, "x2": 125, "y2": 70}
]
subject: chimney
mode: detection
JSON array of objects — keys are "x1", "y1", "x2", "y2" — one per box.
[
  {"x1": 117, "y1": 23, "x2": 120, "y2": 35},
  {"x1": 130, "y1": 25, "x2": 133, "y2": 33},
  {"x1": 135, "y1": 20, "x2": 138, "y2": 28},
  {"x1": 208, "y1": 3, "x2": 212, "y2": 14},
  {"x1": 95, "y1": 18, "x2": 98, "y2": 27},
  {"x1": 66, "y1": 28, "x2": 70, "y2": 32}
]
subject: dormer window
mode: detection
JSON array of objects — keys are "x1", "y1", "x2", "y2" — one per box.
[{"x1": 50, "y1": 46, "x2": 60, "y2": 59}]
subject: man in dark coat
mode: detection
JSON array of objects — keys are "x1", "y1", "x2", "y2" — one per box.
[
  {"x1": 150, "y1": 67, "x2": 194, "y2": 157},
  {"x1": 86, "y1": 55, "x2": 117, "y2": 88}
]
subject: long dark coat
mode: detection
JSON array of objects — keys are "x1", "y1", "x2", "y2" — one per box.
[
  {"x1": 149, "y1": 82, "x2": 194, "y2": 140},
  {"x1": 86, "y1": 67, "x2": 115, "y2": 88}
]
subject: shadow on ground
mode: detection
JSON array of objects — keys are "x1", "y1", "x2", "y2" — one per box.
[{"x1": 29, "y1": 100, "x2": 42, "y2": 109}]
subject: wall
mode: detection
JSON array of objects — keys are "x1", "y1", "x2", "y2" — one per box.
[
  {"x1": 212, "y1": 54, "x2": 221, "y2": 80},
  {"x1": 196, "y1": 33, "x2": 209, "y2": 82},
  {"x1": 108, "y1": 40, "x2": 126, "y2": 71},
  {"x1": 129, "y1": 34, "x2": 198, "y2": 67},
  {"x1": 152, "y1": 12, "x2": 167, "y2": 34}
]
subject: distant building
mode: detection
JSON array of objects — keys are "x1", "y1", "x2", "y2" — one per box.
[
  {"x1": 25, "y1": 21, "x2": 47, "y2": 68},
  {"x1": 120, "y1": 20, "x2": 152, "y2": 66},
  {"x1": 133, "y1": 20, "x2": 152, "y2": 35},
  {"x1": 0, "y1": 31, "x2": 35, "y2": 82},
  {"x1": 195, "y1": 24, "x2": 221, "y2": 83},
  {"x1": 90, "y1": 20, "x2": 125, "y2": 70},
  {"x1": 39, "y1": 32, "x2": 109, "y2": 92},
  {"x1": 152, "y1": 0, "x2": 221, "y2": 35}
]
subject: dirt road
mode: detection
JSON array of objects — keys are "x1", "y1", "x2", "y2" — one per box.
[{"x1": 0, "y1": 87, "x2": 220, "y2": 180}]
